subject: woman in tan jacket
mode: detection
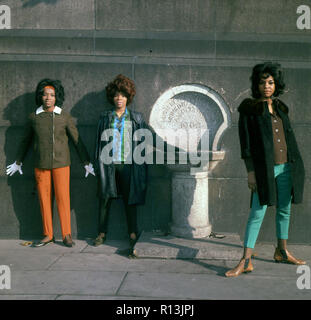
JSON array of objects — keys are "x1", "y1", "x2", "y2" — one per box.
[{"x1": 6, "y1": 79, "x2": 95, "y2": 247}]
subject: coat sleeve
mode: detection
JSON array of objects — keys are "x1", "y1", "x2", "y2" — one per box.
[
  {"x1": 15, "y1": 115, "x2": 34, "y2": 164},
  {"x1": 238, "y1": 108, "x2": 254, "y2": 172},
  {"x1": 94, "y1": 114, "x2": 105, "y2": 161},
  {"x1": 94, "y1": 114, "x2": 107, "y2": 175},
  {"x1": 66, "y1": 114, "x2": 90, "y2": 165}
]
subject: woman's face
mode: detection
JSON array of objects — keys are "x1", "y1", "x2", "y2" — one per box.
[
  {"x1": 42, "y1": 87, "x2": 56, "y2": 109},
  {"x1": 258, "y1": 74, "x2": 276, "y2": 99},
  {"x1": 113, "y1": 91, "x2": 127, "y2": 109}
]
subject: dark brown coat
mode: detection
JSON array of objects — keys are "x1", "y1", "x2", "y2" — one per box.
[{"x1": 238, "y1": 98, "x2": 304, "y2": 206}]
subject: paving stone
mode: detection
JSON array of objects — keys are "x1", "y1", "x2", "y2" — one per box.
[
  {"x1": 55, "y1": 295, "x2": 173, "y2": 300},
  {"x1": 134, "y1": 231, "x2": 243, "y2": 260},
  {"x1": 49, "y1": 252, "x2": 227, "y2": 275},
  {"x1": 118, "y1": 272, "x2": 311, "y2": 300},
  {"x1": 0, "y1": 294, "x2": 57, "y2": 300},
  {"x1": 0, "y1": 270, "x2": 126, "y2": 296}
]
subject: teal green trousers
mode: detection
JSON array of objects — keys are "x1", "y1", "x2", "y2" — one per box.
[{"x1": 244, "y1": 163, "x2": 292, "y2": 249}]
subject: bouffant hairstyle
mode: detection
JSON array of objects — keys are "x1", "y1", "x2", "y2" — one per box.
[
  {"x1": 250, "y1": 62, "x2": 285, "y2": 99},
  {"x1": 35, "y1": 78, "x2": 65, "y2": 107},
  {"x1": 105, "y1": 74, "x2": 136, "y2": 106}
]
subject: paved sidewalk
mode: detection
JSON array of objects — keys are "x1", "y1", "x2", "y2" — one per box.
[{"x1": 0, "y1": 234, "x2": 310, "y2": 300}]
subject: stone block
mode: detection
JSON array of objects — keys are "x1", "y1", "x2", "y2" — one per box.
[
  {"x1": 94, "y1": 37, "x2": 216, "y2": 59},
  {"x1": 96, "y1": 0, "x2": 213, "y2": 32},
  {"x1": 216, "y1": 40, "x2": 311, "y2": 63},
  {"x1": 134, "y1": 231, "x2": 242, "y2": 260},
  {"x1": 7, "y1": 0, "x2": 95, "y2": 29},
  {"x1": 215, "y1": 0, "x2": 306, "y2": 34},
  {"x1": 0, "y1": 33, "x2": 94, "y2": 56}
]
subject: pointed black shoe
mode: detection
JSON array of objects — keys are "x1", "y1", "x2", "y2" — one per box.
[
  {"x1": 128, "y1": 237, "x2": 139, "y2": 258},
  {"x1": 63, "y1": 235, "x2": 75, "y2": 247},
  {"x1": 33, "y1": 237, "x2": 55, "y2": 247},
  {"x1": 93, "y1": 234, "x2": 106, "y2": 247},
  {"x1": 129, "y1": 237, "x2": 137, "y2": 249}
]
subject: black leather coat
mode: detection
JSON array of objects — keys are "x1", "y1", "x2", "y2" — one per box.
[
  {"x1": 94, "y1": 109, "x2": 148, "y2": 205},
  {"x1": 238, "y1": 98, "x2": 304, "y2": 206}
]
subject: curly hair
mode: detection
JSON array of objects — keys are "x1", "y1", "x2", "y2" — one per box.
[
  {"x1": 35, "y1": 78, "x2": 65, "y2": 107},
  {"x1": 105, "y1": 74, "x2": 136, "y2": 106},
  {"x1": 250, "y1": 62, "x2": 285, "y2": 99}
]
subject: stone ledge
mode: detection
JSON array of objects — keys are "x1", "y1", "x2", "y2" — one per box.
[{"x1": 134, "y1": 231, "x2": 243, "y2": 260}]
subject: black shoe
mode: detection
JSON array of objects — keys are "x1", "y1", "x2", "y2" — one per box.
[
  {"x1": 33, "y1": 237, "x2": 55, "y2": 247},
  {"x1": 93, "y1": 234, "x2": 106, "y2": 247},
  {"x1": 128, "y1": 236, "x2": 138, "y2": 258},
  {"x1": 63, "y1": 235, "x2": 75, "y2": 247},
  {"x1": 128, "y1": 248, "x2": 138, "y2": 259},
  {"x1": 129, "y1": 237, "x2": 136, "y2": 249}
]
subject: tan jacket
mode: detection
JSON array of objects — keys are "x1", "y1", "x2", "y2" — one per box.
[{"x1": 16, "y1": 106, "x2": 90, "y2": 169}]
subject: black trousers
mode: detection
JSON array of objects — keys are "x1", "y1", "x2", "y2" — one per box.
[{"x1": 98, "y1": 164, "x2": 137, "y2": 235}]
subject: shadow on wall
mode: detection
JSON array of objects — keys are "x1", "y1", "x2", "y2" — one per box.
[
  {"x1": 21, "y1": 0, "x2": 59, "y2": 8},
  {"x1": 69, "y1": 90, "x2": 112, "y2": 239},
  {"x1": 3, "y1": 92, "x2": 42, "y2": 239},
  {"x1": 70, "y1": 90, "x2": 109, "y2": 126}
]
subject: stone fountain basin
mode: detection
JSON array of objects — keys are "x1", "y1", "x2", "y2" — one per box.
[{"x1": 164, "y1": 150, "x2": 225, "y2": 172}]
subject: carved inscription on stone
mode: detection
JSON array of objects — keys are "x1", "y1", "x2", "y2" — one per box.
[
  {"x1": 155, "y1": 92, "x2": 208, "y2": 152},
  {"x1": 162, "y1": 98, "x2": 205, "y2": 130}
]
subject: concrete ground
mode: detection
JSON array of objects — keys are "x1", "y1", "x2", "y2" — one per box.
[{"x1": 0, "y1": 232, "x2": 310, "y2": 300}]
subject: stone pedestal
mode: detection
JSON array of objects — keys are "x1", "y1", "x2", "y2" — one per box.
[
  {"x1": 166, "y1": 151, "x2": 224, "y2": 239},
  {"x1": 170, "y1": 171, "x2": 211, "y2": 238}
]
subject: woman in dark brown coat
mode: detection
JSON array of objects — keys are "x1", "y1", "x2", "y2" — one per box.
[{"x1": 225, "y1": 62, "x2": 306, "y2": 277}]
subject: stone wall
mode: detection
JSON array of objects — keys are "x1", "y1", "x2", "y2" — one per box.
[{"x1": 0, "y1": 0, "x2": 310, "y2": 243}]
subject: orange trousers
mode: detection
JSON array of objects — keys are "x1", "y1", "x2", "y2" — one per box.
[{"x1": 34, "y1": 166, "x2": 71, "y2": 240}]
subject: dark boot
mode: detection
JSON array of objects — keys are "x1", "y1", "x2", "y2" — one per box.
[{"x1": 63, "y1": 235, "x2": 75, "y2": 247}]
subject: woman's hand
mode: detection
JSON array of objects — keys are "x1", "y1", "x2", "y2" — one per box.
[
  {"x1": 247, "y1": 171, "x2": 257, "y2": 192},
  {"x1": 6, "y1": 161, "x2": 23, "y2": 176},
  {"x1": 84, "y1": 163, "x2": 95, "y2": 178}
]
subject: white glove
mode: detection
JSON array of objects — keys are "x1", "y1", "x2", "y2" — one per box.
[
  {"x1": 6, "y1": 161, "x2": 23, "y2": 176},
  {"x1": 84, "y1": 163, "x2": 95, "y2": 178}
]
